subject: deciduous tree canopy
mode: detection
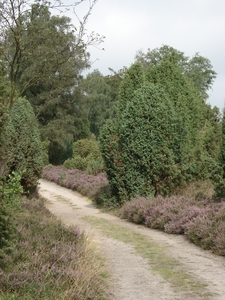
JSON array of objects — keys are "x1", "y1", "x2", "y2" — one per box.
[{"x1": 0, "y1": 0, "x2": 103, "y2": 164}]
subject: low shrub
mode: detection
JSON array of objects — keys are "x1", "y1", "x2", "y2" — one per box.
[
  {"x1": 164, "y1": 206, "x2": 204, "y2": 234},
  {"x1": 119, "y1": 196, "x2": 225, "y2": 256},
  {"x1": 72, "y1": 138, "x2": 100, "y2": 159},
  {"x1": 63, "y1": 138, "x2": 104, "y2": 175},
  {"x1": 42, "y1": 165, "x2": 110, "y2": 203},
  {"x1": 0, "y1": 196, "x2": 108, "y2": 299},
  {"x1": 86, "y1": 157, "x2": 104, "y2": 175},
  {"x1": 185, "y1": 203, "x2": 225, "y2": 255},
  {"x1": 0, "y1": 172, "x2": 23, "y2": 264},
  {"x1": 64, "y1": 155, "x2": 87, "y2": 171}
]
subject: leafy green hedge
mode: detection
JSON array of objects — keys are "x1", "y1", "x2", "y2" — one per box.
[{"x1": 64, "y1": 138, "x2": 104, "y2": 175}]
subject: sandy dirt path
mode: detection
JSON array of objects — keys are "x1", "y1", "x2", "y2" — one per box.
[{"x1": 38, "y1": 179, "x2": 225, "y2": 300}]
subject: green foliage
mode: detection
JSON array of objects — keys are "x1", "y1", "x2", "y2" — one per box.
[
  {"x1": 0, "y1": 103, "x2": 8, "y2": 143},
  {"x1": 72, "y1": 138, "x2": 100, "y2": 159},
  {"x1": 119, "y1": 84, "x2": 181, "y2": 198},
  {"x1": 64, "y1": 138, "x2": 104, "y2": 174},
  {"x1": 1, "y1": 172, "x2": 24, "y2": 206},
  {"x1": 100, "y1": 47, "x2": 220, "y2": 204},
  {"x1": 46, "y1": 132, "x2": 73, "y2": 165},
  {"x1": 0, "y1": 69, "x2": 11, "y2": 177},
  {"x1": 99, "y1": 120, "x2": 128, "y2": 202},
  {"x1": 0, "y1": 103, "x2": 8, "y2": 177},
  {"x1": 118, "y1": 62, "x2": 144, "y2": 117},
  {"x1": 212, "y1": 107, "x2": 225, "y2": 201},
  {"x1": 5, "y1": 97, "x2": 43, "y2": 190},
  {"x1": 80, "y1": 70, "x2": 112, "y2": 138},
  {"x1": 80, "y1": 69, "x2": 123, "y2": 138},
  {"x1": 100, "y1": 84, "x2": 181, "y2": 201},
  {"x1": 95, "y1": 193, "x2": 119, "y2": 210},
  {"x1": 64, "y1": 155, "x2": 88, "y2": 171},
  {"x1": 0, "y1": 0, "x2": 103, "y2": 101},
  {"x1": 135, "y1": 45, "x2": 188, "y2": 69},
  {"x1": 185, "y1": 53, "x2": 217, "y2": 99},
  {"x1": 99, "y1": 63, "x2": 145, "y2": 202},
  {"x1": 135, "y1": 45, "x2": 216, "y2": 100},
  {"x1": 145, "y1": 52, "x2": 221, "y2": 182},
  {"x1": 0, "y1": 172, "x2": 23, "y2": 263},
  {"x1": 41, "y1": 139, "x2": 50, "y2": 166},
  {"x1": 213, "y1": 179, "x2": 225, "y2": 201},
  {"x1": 221, "y1": 107, "x2": 225, "y2": 173},
  {"x1": 23, "y1": 5, "x2": 92, "y2": 163},
  {"x1": 86, "y1": 158, "x2": 104, "y2": 175},
  {"x1": 0, "y1": 2, "x2": 99, "y2": 164},
  {"x1": 201, "y1": 106, "x2": 222, "y2": 161}
]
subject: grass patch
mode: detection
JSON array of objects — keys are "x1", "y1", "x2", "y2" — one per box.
[
  {"x1": 83, "y1": 216, "x2": 213, "y2": 297},
  {"x1": 0, "y1": 197, "x2": 109, "y2": 300}
]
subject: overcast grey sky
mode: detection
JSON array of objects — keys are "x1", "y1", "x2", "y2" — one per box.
[{"x1": 72, "y1": 0, "x2": 225, "y2": 110}]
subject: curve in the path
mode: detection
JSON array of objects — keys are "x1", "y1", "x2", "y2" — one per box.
[{"x1": 38, "y1": 179, "x2": 225, "y2": 300}]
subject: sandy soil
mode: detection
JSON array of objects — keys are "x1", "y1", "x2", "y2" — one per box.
[{"x1": 38, "y1": 179, "x2": 225, "y2": 300}]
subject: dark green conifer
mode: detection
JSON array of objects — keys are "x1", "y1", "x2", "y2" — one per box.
[{"x1": 5, "y1": 97, "x2": 43, "y2": 190}]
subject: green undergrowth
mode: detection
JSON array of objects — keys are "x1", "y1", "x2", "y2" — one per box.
[
  {"x1": 83, "y1": 216, "x2": 213, "y2": 298},
  {"x1": 0, "y1": 197, "x2": 108, "y2": 300}
]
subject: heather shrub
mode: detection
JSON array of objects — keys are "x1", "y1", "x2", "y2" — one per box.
[
  {"x1": 119, "y1": 195, "x2": 225, "y2": 256},
  {"x1": 0, "y1": 172, "x2": 23, "y2": 265},
  {"x1": 120, "y1": 196, "x2": 195, "y2": 229},
  {"x1": 185, "y1": 202, "x2": 225, "y2": 254},
  {"x1": 42, "y1": 165, "x2": 109, "y2": 203},
  {"x1": 0, "y1": 196, "x2": 108, "y2": 299},
  {"x1": 185, "y1": 208, "x2": 215, "y2": 249},
  {"x1": 144, "y1": 201, "x2": 178, "y2": 230},
  {"x1": 164, "y1": 206, "x2": 204, "y2": 234},
  {"x1": 212, "y1": 219, "x2": 225, "y2": 255},
  {"x1": 119, "y1": 197, "x2": 150, "y2": 224}
]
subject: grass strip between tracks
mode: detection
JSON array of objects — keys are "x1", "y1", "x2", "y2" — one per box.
[{"x1": 83, "y1": 215, "x2": 213, "y2": 298}]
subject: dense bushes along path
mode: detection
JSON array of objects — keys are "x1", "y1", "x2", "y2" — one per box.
[{"x1": 39, "y1": 179, "x2": 225, "y2": 300}]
